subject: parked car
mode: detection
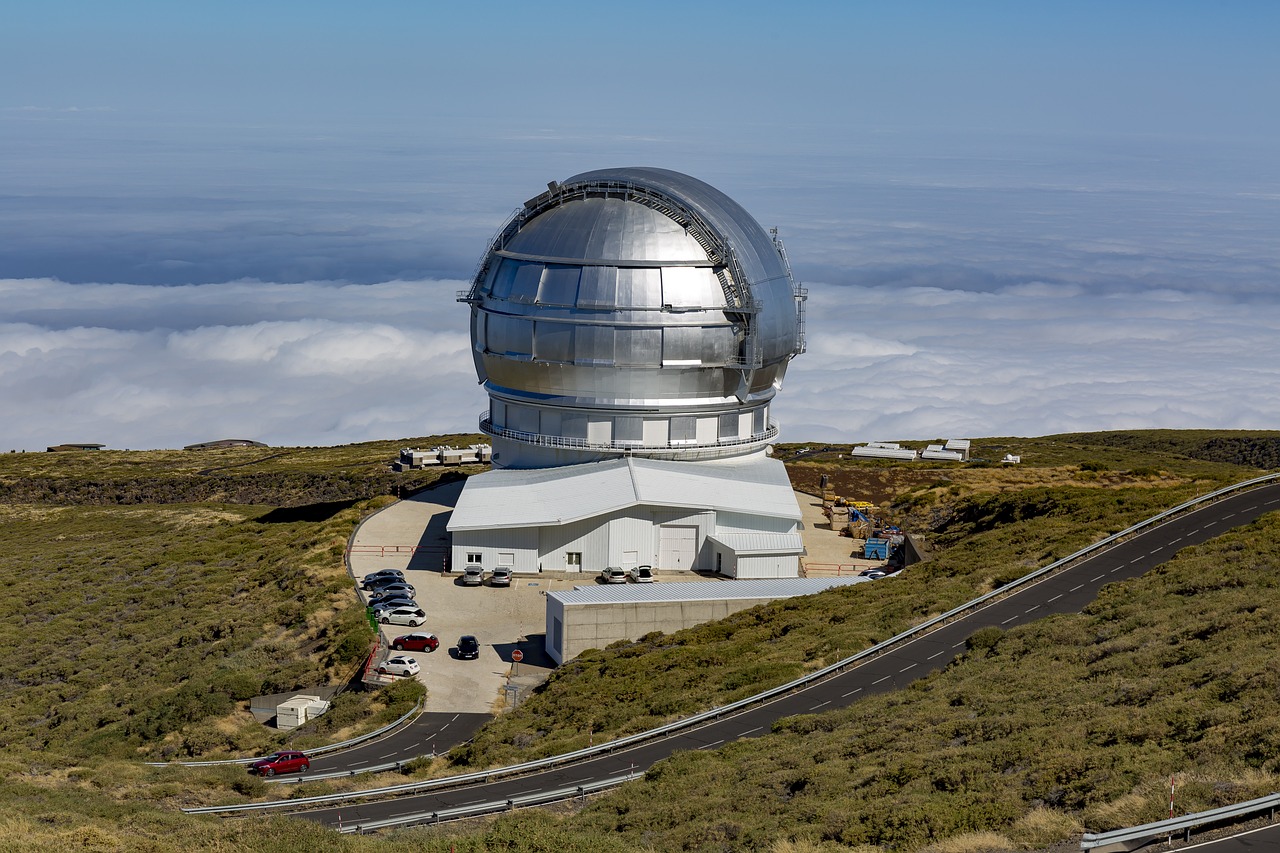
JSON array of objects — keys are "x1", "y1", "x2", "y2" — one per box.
[
  {"x1": 860, "y1": 570, "x2": 887, "y2": 580},
  {"x1": 377, "y1": 606, "x2": 427, "y2": 627},
  {"x1": 366, "y1": 592, "x2": 417, "y2": 610},
  {"x1": 390, "y1": 632, "x2": 439, "y2": 652},
  {"x1": 456, "y1": 634, "x2": 480, "y2": 659},
  {"x1": 599, "y1": 566, "x2": 627, "y2": 584},
  {"x1": 489, "y1": 566, "x2": 513, "y2": 587},
  {"x1": 368, "y1": 581, "x2": 416, "y2": 598},
  {"x1": 361, "y1": 568, "x2": 404, "y2": 584},
  {"x1": 377, "y1": 655, "x2": 420, "y2": 677},
  {"x1": 461, "y1": 564, "x2": 485, "y2": 586},
  {"x1": 362, "y1": 574, "x2": 414, "y2": 593},
  {"x1": 629, "y1": 564, "x2": 654, "y2": 583},
  {"x1": 250, "y1": 750, "x2": 310, "y2": 777}
]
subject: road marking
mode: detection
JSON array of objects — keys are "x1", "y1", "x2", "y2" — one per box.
[
  {"x1": 809, "y1": 700, "x2": 831, "y2": 710},
  {"x1": 378, "y1": 752, "x2": 397, "y2": 759},
  {"x1": 1001, "y1": 616, "x2": 1018, "y2": 624},
  {"x1": 698, "y1": 740, "x2": 724, "y2": 750},
  {"x1": 739, "y1": 727, "x2": 763, "y2": 737},
  {"x1": 927, "y1": 651, "x2": 945, "y2": 660},
  {"x1": 1150, "y1": 546, "x2": 1164, "y2": 553},
  {"x1": 842, "y1": 687, "x2": 863, "y2": 698},
  {"x1": 349, "y1": 760, "x2": 368, "y2": 766},
  {"x1": 1070, "y1": 584, "x2": 1084, "y2": 592},
  {"x1": 1091, "y1": 575, "x2": 1105, "y2": 582},
  {"x1": 1244, "y1": 505, "x2": 1257, "y2": 511},
  {"x1": 1047, "y1": 594, "x2": 1063, "y2": 603},
  {"x1": 872, "y1": 676, "x2": 890, "y2": 685},
  {"x1": 1170, "y1": 537, "x2": 1182, "y2": 543},
  {"x1": 899, "y1": 663, "x2": 916, "y2": 673},
  {"x1": 1130, "y1": 557, "x2": 1144, "y2": 564},
  {"x1": 953, "y1": 642, "x2": 966, "y2": 648},
  {"x1": 1025, "y1": 606, "x2": 1039, "y2": 613},
  {"x1": 1111, "y1": 567, "x2": 1122, "y2": 573},
  {"x1": 1223, "y1": 512, "x2": 1236, "y2": 519}
]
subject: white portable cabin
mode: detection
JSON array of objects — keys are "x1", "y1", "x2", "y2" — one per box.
[{"x1": 275, "y1": 694, "x2": 330, "y2": 730}]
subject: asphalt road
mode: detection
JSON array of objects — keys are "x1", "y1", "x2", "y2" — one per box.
[
  {"x1": 295, "y1": 481, "x2": 1280, "y2": 829},
  {"x1": 301, "y1": 712, "x2": 491, "y2": 776}
]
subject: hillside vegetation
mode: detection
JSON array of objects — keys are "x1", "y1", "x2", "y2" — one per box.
[{"x1": 0, "y1": 430, "x2": 1276, "y2": 852}]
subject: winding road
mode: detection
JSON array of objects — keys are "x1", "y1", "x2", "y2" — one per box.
[{"x1": 292, "y1": 480, "x2": 1280, "y2": 835}]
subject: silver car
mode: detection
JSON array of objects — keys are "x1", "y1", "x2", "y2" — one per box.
[
  {"x1": 599, "y1": 566, "x2": 627, "y2": 584},
  {"x1": 629, "y1": 565, "x2": 654, "y2": 583},
  {"x1": 489, "y1": 566, "x2": 513, "y2": 586},
  {"x1": 461, "y1": 564, "x2": 485, "y2": 586}
]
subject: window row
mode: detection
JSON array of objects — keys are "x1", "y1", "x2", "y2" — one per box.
[
  {"x1": 491, "y1": 404, "x2": 769, "y2": 445},
  {"x1": 479, "y1": 314, "x2": 738, "y2": 366},
  {"x1": 487, "y1": 259, "x2": 726, "y2": 310}
]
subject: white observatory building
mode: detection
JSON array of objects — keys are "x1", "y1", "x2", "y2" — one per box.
[{"x1": 447, "y1": 168, "x2": 808, "y2": 578}]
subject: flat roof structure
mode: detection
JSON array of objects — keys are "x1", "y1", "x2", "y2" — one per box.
[{"x1": 546, "y1": 576, "x2": 870, "y2": 664}]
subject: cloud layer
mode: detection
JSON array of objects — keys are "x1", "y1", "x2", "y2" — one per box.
[{"x1": 4, "y1": 273, "x2": 1279, "y2": 452}]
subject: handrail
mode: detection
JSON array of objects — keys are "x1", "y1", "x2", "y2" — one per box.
[
  {"x1": 1081, "y1": 791, "x2": 1280, "y2": 849},
  {"x1": 337, "y1": 771, "x2": 639, "y2": 834},
  {"x1": 150, "y1": 697, "x2": 424, "y2": 768},
  {"x1": 478, "y1": 415, "x2": 778, "y2": 454},
  {"x1": 183, "y1": 473, "x2": 1280, "y2": 815}
]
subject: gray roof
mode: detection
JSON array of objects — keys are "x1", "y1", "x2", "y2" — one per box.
[
  {"x1": 706, "y1": 531, "x2": 804, "y2": 556},
  {"x1": 447, "y1": 454, "x2": 800, "y2": 532},
  {"x1": 551, "y1": 576, "x2": 867, "y2": 606}
]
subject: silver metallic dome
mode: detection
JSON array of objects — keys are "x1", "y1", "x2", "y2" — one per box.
[{"x1": 460, "y1": 167, "x2": 807, "y2": 468}]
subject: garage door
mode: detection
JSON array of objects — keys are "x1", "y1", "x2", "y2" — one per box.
[{"x1": 658, "y1": 525, "x2": 698, "y2": 571}]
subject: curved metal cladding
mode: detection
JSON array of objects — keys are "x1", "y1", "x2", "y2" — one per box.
[{"x1": 463, "y1": 167, "x2": 805, "y2": 468}]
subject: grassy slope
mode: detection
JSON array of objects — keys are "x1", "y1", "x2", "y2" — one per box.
[{"x1": 0, "y1": 430, "x2": 1277, "y2": 852}]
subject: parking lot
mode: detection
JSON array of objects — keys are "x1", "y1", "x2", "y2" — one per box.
[
  {"x1": 347, "y1": 481, "x2": 591, "y2": 713},
  {"x1": 347, "y1": 480, "x2": 866, "y2": 714}
]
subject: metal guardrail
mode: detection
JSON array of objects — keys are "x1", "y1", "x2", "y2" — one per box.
[
  {"x1": 184, "y1": 473, "x2": 1280, "y2": 816},
  {"x1": 1081, "y1": 792, "x2": 1280, "y2": 850},
  {"x1": 150, "y1": 698, "x2": 424, "y2": 768},
  {"x1": 336, "y1": 771, "x2": 640, "y2": 834}
]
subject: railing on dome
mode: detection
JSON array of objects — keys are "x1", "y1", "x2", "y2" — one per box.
[
  {"x1": 477, "y1": 414, "x2": 779, "y2": 455},
  {"x1": 458, "y1": 178, "x2": 804, "y2": 372}
]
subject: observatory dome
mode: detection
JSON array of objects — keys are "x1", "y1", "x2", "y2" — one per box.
[{"x1": 460, "y1": 167, "x2": 806, "y2": 468}]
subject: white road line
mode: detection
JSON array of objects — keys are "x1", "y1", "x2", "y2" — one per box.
[
  {"x1": 809, "y1": 701, "x2": 831, "y2": 710},
  {"x1": 1150, "y1": 546, "x2": 1164, "y2": 552},
  {"x1": 1001, "y1": 616, "x2": 1018, "y2": 624},
  {"x1": 349, "y1": 760, "x2": 368, "y2": 766},
  {"x1": 1091, "y1": 575, "x2": 1105, "y2": 582},
  {"x1": 1170, "y1": 537, "x2": 1182, "y2": 543},
  {"x1": 1025, "y1": 606, "x2": 1039, "y2": 613},
  {"x1": 842, "y1": 688, "x2": 863, "y2": 698},
  {"x1": 739, "y1": 727, "x2": 763, "y2": 737},
  {"x1": 1223, "y1": 512, "x2": 1236, "y2": 519},
  {"x1": 1047, "y1": 594, "x2": 1063, "y2": 603},
  {"x1": 899, "y1": 663, "x2": 916, "y2": 673},
  {"x1": 1070, "y1": 584, "x2": 1084, "y2": 592},
  {"x1": 927, "y1": 651, "x2": 945, "y2": 660},
  {"x1": 1111, "y1": 566, "x2": 1121, "y2": 572},
  {"x1": 873, "y1": 676, "x2": 890, "y2": 685},
  {"x1": 698, "y1": 740, "x2": 724, "y2": 750},
  {"x1": 1130, "y1": 557, "x2": 1144, "y2": 564}
]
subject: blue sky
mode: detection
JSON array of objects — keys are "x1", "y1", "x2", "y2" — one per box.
[{"x1": 3, "y1": 2, "x2": 1279, "y2": 450}]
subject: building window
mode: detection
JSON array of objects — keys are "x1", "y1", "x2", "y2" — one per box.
[
  {"x1": 566, "y1": 552, "x2": 582, "y2": 568},
  {"x1": 467, "y1": 553, "x2": 482, "y2": 564}
]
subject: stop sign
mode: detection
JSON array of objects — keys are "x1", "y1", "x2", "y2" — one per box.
[{"x1": 511, "y1": 649, "x2": 524, "y2": 662}]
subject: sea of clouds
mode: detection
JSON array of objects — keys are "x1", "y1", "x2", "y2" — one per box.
[{"x1": 3, "y1": 118, "x2": 1278, "y2": 451}]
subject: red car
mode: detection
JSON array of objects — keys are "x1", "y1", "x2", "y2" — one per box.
[
  {"x1": 391, "y1": 632, "x2": 439, "y2": 652},
  {"x1": 250, "y1": 750, "x2": 310, "y2": 777}
]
